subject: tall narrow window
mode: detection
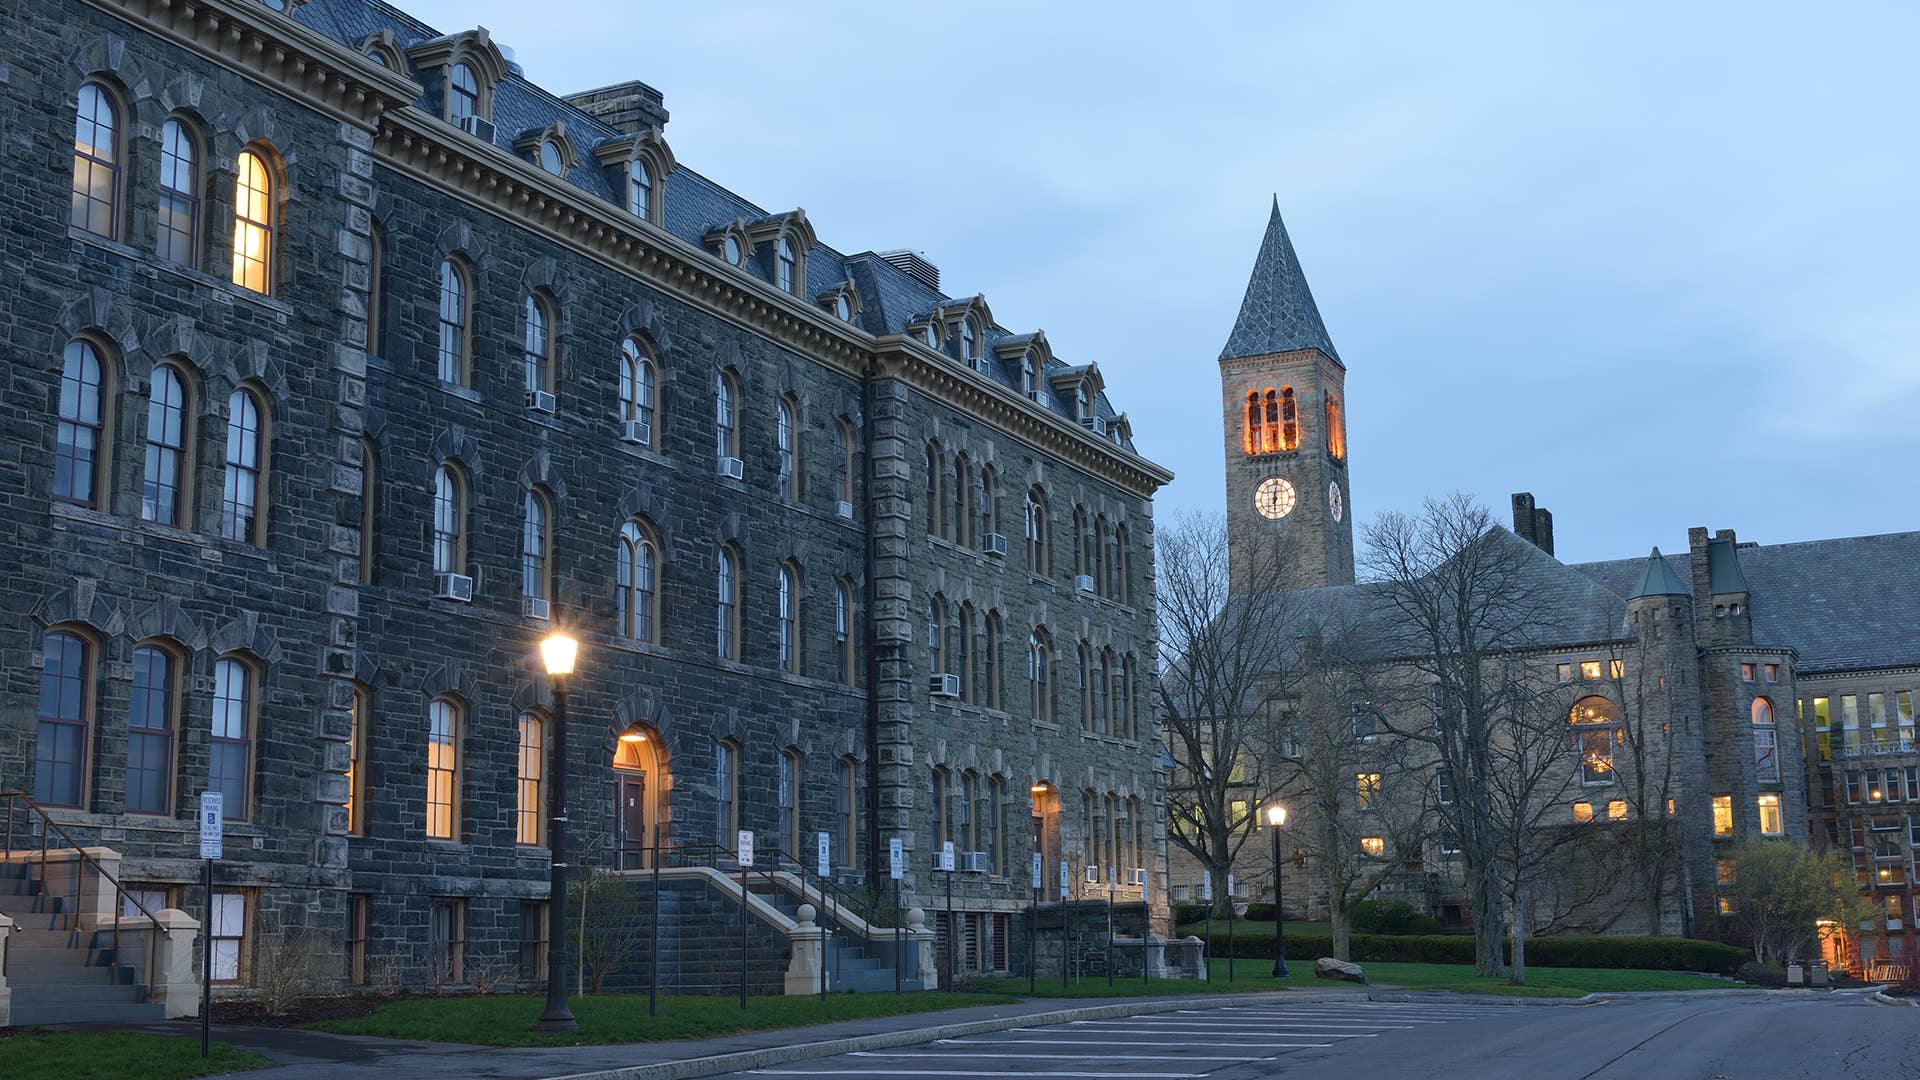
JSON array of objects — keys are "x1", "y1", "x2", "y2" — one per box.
[
  {"x1": 357, "y1": 438, "x2": 378, "y2": 584},
  {"x1": 209, "y1": 891, "x2": 248, "y2": 983},
  {"x1": 1078, "y1": 643, "x2": 1094, "y2": 732},
  {"x1": 1029, "y1": 629, "x2": 1052, "y2": 723},
  {"x1": 436, "y1": 260, "x2": 469, "y2": 386},
  {"x1": 522, "y1": 294, "x2": 553, "y2": 398},
  {"x1": 957, "y1": 604, "x2": 975, "y2": 703},
  {"x1": 231, "y1": 149, "x2": 273, "y2": 294},
  {"x1": 932, "y1": 767, "x2": 950, "y2": 846},
  {"x1": 1757, "y1": 793, "x2": 1783, "y2": 836},
  {"x1": 960, "y1": 317, "x2": 978, "y2": 364},
  {"x1": 448, "y1": 63, "x2": 480, "y2": 121},
  {"x1": 837, "y1": 756, "x2": 857, "y2": 867},
  {"x1": 959, "y1": 771, "x2": 977, "y2": 853},
  {"x1": 984, "y1": 611, "x2": 1002, "y2": 710},
  {"x1": 432, "y1": 465, "x2": 463, "y2": 576},
  {"x1": 156, "y1": 119, "x2": 199, "y2": 264},
  {"x1": 1325, "y1": 390, "x2": 1346, "y2": 460},
  {"x1": 953, "y1": 455, "x2": 972, "y2": 548},
  {"x1": 925, "y1": 442, "x2": 943, "y2": 538},
  {"x1": 517, "y1": 711, "x2": 545, "y2": 846},
  {"x1": 220, "y1": 388, "x2": 265, "y2": 545},
  {"x1": 1115, "y1": 525, "x2": 1131, "y2": 604},
  {"x1": 1753, "y1": 697, "x2": 1780, "y2": 784},
  {"x1": 33, "y1": 631, "x2": 91, "y2": 808},
  {"x1": 715, "y1": 371, "x2": 740, "y2": 463},
  {"x1": 428, "y1": 899, "x2": 464, "y2": 984},
  {"x1": 70, "y1": 83, "x2": 120, "y2": 238},
  {"x1": 1120, "y1": 655, "x2": 1135, "y2": 739},
  {"x1": 628, "y1": 159, "x2": 653, "y2": 219},
  {"x1": 777, "y1": 396, "x2": 800, "y2": 499},
  {"x1": 427, "y1": 698, "x2": 461, "y2": 840},
  {"x1": 834, "y1": 579, "x2": 854, "y2": 685},
  {"x1": 619, "y1": 337, "x2": 657, "y2": 444},
  {"x1": 928, "y1": 596, "x2": 947, "y2": 678},
  {"x1": 1279, "y1": 387, "x2": 1299, "y2": 451},
  {"x1": 834, "y1": 417, "x2": 855, "y2": 509},
  {"x1": 366, "y1": 226, "x2": 384, "y2": 357},
  {"x1": 1025, "y1": 488, "x2": 1048, "y2": 573},
  {"x1": 986, "y1": 776, "x2": 1004, "y2": 873},
  {"x1": 143, "y1": 363, "x2": 189, "y2": 526},
  {"x1": 715, "y1": 739, "x2": 739, "y2": 847},
  {"x1": 979, "y1": 466, "x2": 997, "y2": 540},
  {"x1": 1022, "y1": 354, "x2": 1038, "y2": 396},
  {"x1": 1093, "y1": 517, "x2": 1109, "y2": 596},
  {"x1": 521, "y1": 488, "x2": 551, "y2": 614},
  {"x1": 210, "y1": 657, "x2": 253, "y2": 820},
  {"x1": 778, "y1": 561, "x2": 800, "y2": 675},
  {"x1": 777, "y1": 236, "x2": 798, "y2": 294},
  {"x1": 779, "y1": 748, "x2": 801, "y2": 854},
  {"x1": 55, "y1": 340, "x2": 108, "y2": 508},
  {"x1": 347, "y1": 685, "x2": 369, "y2": 836},
  {"x1": 716, "y1": 544, "x2": 740, "y2": 660},
  {"x1": 617, "y1": 521, "x2": 659, "y2": 643},
  {"x1": 126, "y1": 645, "x2": 175, "y2": 814},
  {"x1": 1098, "y1": 649, "x2": 1115, "y2": 735}
]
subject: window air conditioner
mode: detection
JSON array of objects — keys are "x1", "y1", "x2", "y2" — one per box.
[
  {"x1": 526, "y1": 389, "x2": 557, "y2": 414},
  {"x1": 1084, "y1": 866, "x2": 1101, "y2": 884},
  {"x1": 1074, "y1": 574, "x2": 1096, "y2": 594},
  {"x1": 434, "y1": 573, "x2": 474, "y2": 603},
  {"x1": 963, "y1": 851, "x2": 990, "y2": 873},
  {"x1": 719, "y1": 456, "x2": 744, "y2": 480},
  {"x1": 1130, "y1": 867, "x2": 1148, "y2": 886},
  {"x1": 983, "y1": 533, "x2": 1008, "y2": 557},
  {"x1": 837, "y1": 500, "x2": 855, "y2": 520},
  {"x1": 523, "y1": 596, "x2": 551, "y2": 621},
  {"x1": 620, "y1": 419, "x2": 652, "y2": 446},
  {"x1": 1080, "y1": 415, "x2": 1107, "y2": 436},
  {"x1": 929, "y1": 673, "x2": 960, "y2": 698},
  {"x1": 456, "y1": 114, "x2": 497, "y2": 144}
]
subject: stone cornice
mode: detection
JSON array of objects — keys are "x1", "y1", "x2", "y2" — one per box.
[{"x1": 84, "y1": 0, "x2": 424, "y2": 128}]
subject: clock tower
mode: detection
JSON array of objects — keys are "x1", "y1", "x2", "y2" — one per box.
[{"x1": 1220, "y1": 199, "x2": 1354, "y2": 594}]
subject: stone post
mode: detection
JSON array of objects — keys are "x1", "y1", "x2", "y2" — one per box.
[
  {"x1": 784, "y1": 903, "x2": 826, "y2": 995},
  {"x1": 149, "y1": 908, "x2": 203, "y2": 1019},
  {"x1": 0, "y1": 912, "x2": 14, "y2": 1027},
  {"x1": 907, "y1": 906, "x2": 938, "y2": 990}
]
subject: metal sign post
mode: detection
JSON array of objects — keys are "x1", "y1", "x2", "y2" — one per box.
[
  {"x1": 940, "y1": 841, "x2": 955, "y2": 992},
  {"x1": 1202, "y1": 873, "x2": 1214, "y2": 982},
  {"x1": 1140, "y1": 868, "x2": 1150, "y2": 990},
  {"x1": 198, "y1": 792, "x2": 223, "y2": 1059},
  {"x1": 1029, "y1": 853, "x2": 1042, "y2": 993},
  {"x1": 816, "y1": 832, "x2": 831, "y2": 1002},
  {"x1": 1226, "y1": 872, "x2": 1237, "y2": 984},
  {"x1": 1106, "y1": 865, "x2": 1116, "y2": 989},
  {"x1": 1058, "y1": 860, "x2": 1071, "y2": 989},
  {"x1": 737, "y1": 830, "x2": 753, "y2": 1010},
  {"x1": 889, "y1": 837, "x2": 904, "y2": 994}
]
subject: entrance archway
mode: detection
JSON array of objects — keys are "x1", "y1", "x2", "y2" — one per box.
[
  {"x1": 613, "y1": 724, "x2": 668, "y2": 869},
  {"x1": 1030, "y1": 781, "x2": 1061, "y2": 899}
]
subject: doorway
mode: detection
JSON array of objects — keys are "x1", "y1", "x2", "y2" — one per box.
[
  {"x1": 1030, "y1": 782, "x2": 1060, "y2": 899},
  {"x1": 614, "y1": 727, "x2": 666, "y2": 869}
]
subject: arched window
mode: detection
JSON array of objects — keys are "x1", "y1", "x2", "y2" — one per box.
[
  {"x1": 426, "y1": 697, "x2": 461, "y2": 840},
  {"x1": 432, "y1": 463, "x2": 465, "y2": 576},
  {"x1": 436, "y1": 259, "x2": 469, "y2": 385},
  {"x1": 836, "y1": 756, "x2": 858, "y2": 867},
  {"x1": 126, "y1": 643, "x2": 178, "y2": 814},
  {"x1": 1099, "y1": 648, "x2": 1116, "y2": 736},
  {"x1": 54, "y1": 339, "x2": 108, "y2": 508},
  {"x1": 1120, "y1": 655, "x2": 1136, "y2": 740},
  {"x1": 33, "y1": 630, "x2": 92, "y2": 808},
  {"x1": 448, "y1": 62, "x2": 481, "y2": 121},
  {"x1": 960, "y1": 317, "x2": 978, "y2": 363},
  {"x1": 516, "y1": 711, "x2": 546, "y2": 846},
  {"x1": 716, "y1": 544, "x2": 741, "y2": 660},
  {"x1": 777, "y1": 236, "x2": 799, "y2": 294},
  {"x1": 924, "y1": 442, "x2": 943, "y2": 539},
  {"x1": 1104, "y1": 792, "x2": 1119, "y2": 871},
  {"x1": 1022, "y1": 353, "x2": 1038, "y2": 397},
  {"x1": 1242, "y1": 390, "x2": 1263, "y2": 455},
  {"x1": 1072, "y1": 508, "x2": 1089, "y2": 577},
  {"x1": 617, "y1": 521, "x2": 660, "y2": 643},
  {"x1": 71, "y1": 83, "x2": 120, "y2": 238},
  {"x1": 928, "y1": 596, "x2": 947, "y2": 678},
  {"x1": 1078, "y1": 642, "x2": 1093, "y2": 732},
  {"x1": 1076, "y1": 385, "x2": 1093, "y2": 421},
  {"x1": 1752, "y1": 696, "x2": 1780, "y2": 783},
  {"x1": 1279, "y1": 387, "x2": 1299, "y2": 451},
  {"x1": 953, "y1": 454, "x2": 972, "y2": 548},
  {"x1": 778, "y1": 561, "x2": 801, "y2": 675},
  {"x1": 979, "y1": 465, "x2": 998, "y2": 540},
  {"x1": 1325, "y1": 390, "x2": 1346, "y2": 460},
  {"x1": 1029, "y1": 629, "x2": 1052, "y2": 724},
  {"x1": 957, "y1": 603, "x2": 975, "y2": 704},
  {"x1": 523, "y1": 293, "x2": 554, "y2": 399},
  {"x1": 1093, "y1": 516, "x2": 1109, "y2": 596},
  {"x1": 714, "y1": 738, "x2": 740, "y2": 847},
  {"x1": 932, "y1": 766, "x2": 950, "y2": 847},
  {"x1": 210, "y1": 656, "x2": 254, "y2": 820},
  {"x1": 628, "y1": 158, "x2": 653, "y2": 219},
  {"x1": 959, "y1": 770, "x2": 978, "y2": 853},
  {"x1": 619, "y1": 337, "x2": 657, "y2": 445},
  {"x1": 231, "y1": 149, "x2": 274, "y2": 294},
  {"x1": 358, "y1": 437, "x2": 378, "y2": 584},
  {"x1": 777, "y1": 395, "x2": 801, "y2": 499},
  {"x1": 1264, "y1": 389, "x2": 1281, "y2": 452},
  {"x1": 834, "y1": 578, "x2": 855, "y2": 685},
  {"x1": 715, "y1": 370, "x2": 741, "y2": 463},
  {"x1": 1025, "y1": 487, "x2": 1049, "y2": 573},
  {"x1": 922, "y1": 322, "x2": 940, "y2": 349},
  {"x1": 778, "y1": 747, "x2": 802, "y2": 854},
  {"x1": 986, "y1": 775, "x2": 1005, "y2": 873},
  {"x1": 834, "y1": 417, "x2": 855, "y2": 510},
  {"x1": 1115, "y1": 525, "x2": 1131, "y2": 604},
  {"x1": 157, "y1": 118, "x2": 199, "y2": 265},
  {"x1": 367, "y1": 224, "x2": 385, "y2": 356},
  {"x1": 521, "y1": 488, "x2": 552, "y2": 614},
  {"x1": 220, "y1": 388, "x2": 266, "y2": 545},
  {"x1": 984, "y1": 611, "x2": 1002, "y2": 710},
  {"x1": 1752, "y1": 698, "x2": 1775, "y2": 725},
  {"x1": 1125, "y1": 797, "x2": 1141, "y2": 872}
]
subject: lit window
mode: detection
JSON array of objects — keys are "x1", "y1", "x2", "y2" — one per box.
[
  {"x1": 628, "y1": 159, "x2": 653, "y2": 219},
  {"x1": 54, "y1": 339, "x2": 108, "y2": 507},
  {"x1": 1716, "y1": 858, "x2": 1736, "y2": 885},
  {"x1": 142, "y1": 363, "x2": 191, "y2": 526},
  {"x1": 157, "y1": 118, "x2": 199, "y2": 265},
  {"x1": 448, "y1": 63, "x2": 480, "y2": 121},
  {"x1": 1572, "y1": 801, "x2": 1594, "y2": 823},
  {"x1": 619, "y1": 337, "x2": 657, "y2": 443},
  {"x1": 126, "y1": 645, "x2": 176, "y2": 814},
  {"x1": 347, "y1": 686, "x2": 369, "y2": 835},
  {"x1": 210, "y1": 657, "x2": 253, "y2": 820},
  {"x1": 220, "y1": 389, "x2": 266, "y2": 545},
  {"x1": 716, "y1": 545, "x2": 740, "y2": 660},
  {"x1": 1712, "y1": 794, "x2": 1733, "y2": 836},
  {"x1": 33, "y1": 631, "x2": 92, "y2": 808},
  {"x1": 1607, "y1": 799, "x2": 1628, "y2": 821},
  {"x1": 516, "y1": 712, "x2": 545, "y2": 846},
  {"x1": 71, "y1": 83, "x2": 120, "y2": 238},
  {"x1": 436, "y1": 260, "x2": 469, "y2": 385},
  {"x1": 426, "y1": 698, "x2": 461, "y2": 840},
  {"x1": 1360, "y1": 836, "x2": 1385, "y2": 857},
  {"x1": 1357, "y1": 772, "x2": 1381, "y2": 810},
  {"x1": 1324, "y1": 390, "x2": 1346, "y2": 460},
  {"x1": 230, "y1": 149, "x2": 274, "y2": 294},
  {"x1": 1579, "y1": 660, "x2": 1603, "y2": 680},
  {"x1": 1609, "y1": 659, "x2": 1625, "y2": 679},
  {"x1": 1757, "y1": 793, "x2": 1783, "y2": 836}
]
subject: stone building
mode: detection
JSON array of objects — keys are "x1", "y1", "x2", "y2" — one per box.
[
  {"x1": 0, "y1": 0, "x2": 1171, "y2": 1004},
  {"x1": 1171, "y1": 204, "x2": 1918, "y2": 963}
]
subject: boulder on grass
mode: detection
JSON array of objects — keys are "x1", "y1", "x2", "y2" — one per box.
[{"x1": 1314, "y1": 957, "x2": 1368, "y2": 984}]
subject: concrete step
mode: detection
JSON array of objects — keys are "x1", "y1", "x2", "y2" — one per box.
[
  {"x1": 9, "y1": 1001, "x2": 166, "y2": 1026},
  {"x1": 3, "y1": 981, "x2": 145, "y2": 1004}
]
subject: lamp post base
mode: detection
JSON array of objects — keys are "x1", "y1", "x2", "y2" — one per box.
[
  {"x1": 535, "y1": 1007, "x2": 579, "y2": 1036},
  {"x1": 1272, "y1": 961, "x2": 1290, "y2": 979}
]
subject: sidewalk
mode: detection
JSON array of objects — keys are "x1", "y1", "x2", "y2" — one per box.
[{"x1": 107, "y1": 988, "x2": 1373, "y2": 1080}]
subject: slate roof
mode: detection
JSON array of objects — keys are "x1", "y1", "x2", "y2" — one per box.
[
  {"x1": 1219, "y1": 198, "x2": 1342, "y2": 365},
  {"x1": 1628, "y1": 547, "x2": 1690, "y2": 598},
  {"x1": 288, "y1": 0, "x2": 1140, "y2": 449}
]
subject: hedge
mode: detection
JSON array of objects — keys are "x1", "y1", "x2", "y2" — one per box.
[{"x1": 1179, "y1": 928, "x2": 1748, "y2": 975}]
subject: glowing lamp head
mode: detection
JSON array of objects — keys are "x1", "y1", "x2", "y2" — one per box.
[
  {"x1": 1266, "y1": 804, "x2": 1288, "y2": 828},
  {"x1": 618, "y1": 724, "x2": 648, "y2": 744},
  {"x1": 1030, "y1": 781, "x2": 1053, "y2": 796},
  {"x1": 540, "y1": 633, "x2": 579, "y2": 677}
]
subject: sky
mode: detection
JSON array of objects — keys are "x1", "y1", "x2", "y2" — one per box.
[{"x1": 403, "y1": 0, "x2": 1920, "y2": 565}]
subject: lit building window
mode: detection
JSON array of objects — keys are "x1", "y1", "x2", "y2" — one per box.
[
  {"x1": 1324, "y1": 390, "x2": 1345, "y2": 460},
  {"x1": 516, "y1": 712, "x2": 545, "y2": 846},
  {"x1": 1579, "y1": 660, "x2": 1603, "y2": 680},
  {"x1": 426, "y1": 698, "x2": 461, "y2": 840},
  {"x1": 1357, "y1": 772, "x2": 1381, "y2": 810},
  {"x1": 1607, "y1": 799, "x2": 1628, "y2": 821},
  {"x1": 1359, "y1": 836, "x2": 1385, "y2": 857},
  {"x1": 1757, "y1": 793, "x2": 1783, "y2": 836},
  {"x1": 71, "y1": 83, "x2": 121, "y2": 238},
  {"x1": 1572, "y1": 801, "x2": 1594, "y2": 823},
  {"x1": 230, "y1": 149, "x2": 274, "y2": 294},
  {"x1": 1712, "y1": 794, "x2": 1733, "y2": 836}
]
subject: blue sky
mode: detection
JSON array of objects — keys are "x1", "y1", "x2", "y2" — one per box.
[{"x1": 405, "y1": 0, "x2": 1919, "y2": 564}]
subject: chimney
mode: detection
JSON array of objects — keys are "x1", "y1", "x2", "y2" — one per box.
[
  {"x1": 1510, "y1": 493, "x2": 1538, "y2": 546},
  {"x1": 876, "y1": 249, "x2": 940, "y2": 292},
  {"x1": 562, "y1": 80, "x2": 669, "y2": 134},
  {"x1": 1532, "y1": 508, "x2": 1554, "y2": 557}
]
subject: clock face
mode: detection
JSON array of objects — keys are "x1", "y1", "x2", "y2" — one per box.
[
  {"x1": 1329, "y1": 482, "x2": 1344, "y2": 523},
  {"x1": 1254, "y1": 477, "x2": 1297, "y2": 520}
]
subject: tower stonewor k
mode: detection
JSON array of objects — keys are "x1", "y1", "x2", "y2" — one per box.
[{"x1": 1220, "y1": 199, "x2": 1353, "y2": 593}]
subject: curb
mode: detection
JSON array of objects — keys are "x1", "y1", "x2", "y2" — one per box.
[{"x1": 545, "y1": 989, "x2": 1556, "y2": 1080}]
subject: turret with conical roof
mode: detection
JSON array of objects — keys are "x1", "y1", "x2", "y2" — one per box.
[
  {"x1": 1629, "y1": 547, "x2": 1690, "y2": 599},
  {"x1": 1219, "y1": 199, "x2": 1354, "y2": 593}
]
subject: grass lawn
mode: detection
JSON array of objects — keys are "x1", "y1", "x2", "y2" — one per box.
[
  {"x1": 969, "y1": 958, "x2": 1731, "y2": 1000},
  {"x1": 312, "y1": 990, "x2": 1019, "y2": 1047},
  {"x1": 1175, "y1": 920, "x2": 1330, "y2": 939},
  {"x1": 0, "y1": 1031, "x2": 269, "y2": 1080}
]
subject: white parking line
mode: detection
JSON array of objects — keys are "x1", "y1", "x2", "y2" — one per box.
[
  {"x1": 750, "y1": 1072, "x2": 1204, "y2": 1078},
  {"x1": 1071, "y1": 1020, "x2": 1399, "y2": 1032},
  {"x1": 956, "y1": 1037, "x2": 1332, "y2": 1048},
  {"x1": 1013, "y1": 1026, "x2": 1377, "y2": 1038},
  {"x1": 853, "y1": 1051, "x2": 1267, "y2": 1061}
]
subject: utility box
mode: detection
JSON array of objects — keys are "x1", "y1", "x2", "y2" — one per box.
[
  {"x1": 1809, "y1": 961, "x2": 1830, "y2": 988},
  {"x1": 1786, "y1": 962, "x2": 1805, "y2": 986}
]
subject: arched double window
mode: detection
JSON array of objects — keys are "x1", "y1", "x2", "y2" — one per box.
[
  {"x1": 143, "y1": 362, "x2": 192, "y2": 526},
  {"x1": 619, "y1": 337, "x2": 657, "y2": 446},
  {"x1": 448, "y1": 62, "x2": 481, "y2": 121},
  {"x1": 1029, "y1": 628, "x2": 1053, "y2": 724},
  {"x1": 231, "y1": 148, "x2": 275, "y2": 294},
  {"x1": 716, "y1": 544, "x2": 741, "y2": 660},
  {"x1": 617, "y1": 520, "x2": 661, "y2": 643},
  {"x1": 126, "y1": 643, "x2": 179, "y2": 815},
  {"x1": 778, "y1": 561, "x2": 801, "y2": 675},
  {"x1": 54, "y1": 339, "x2": 109, "y2": 508},
  {"x1": 436, "y1": 259, "x2": 470, "y2": 386},
  {"x1": 777, "y1": 236, "x2": 799, "y2": 294},
  {"x1": 33, "y1": 630, "x2": 93, "y2": 808},
  {"x1": 157, "y1": 118, "x2": 200, "y2": 265},
  {"x1": 521, "y1": 488, "x2": 553, "y2": 615},
  {"x1": 220, "y1": 388, "x2": 267, "y2": 546},
  {"x1": 523, "y1": 293, "x2": 555, "y2": 400},
  {"x1": 71, "y1": 83, "x2": 121, "y2": 238},
  {"x1": 431, "y1": 463, "x2": 466, "y2": 576}
]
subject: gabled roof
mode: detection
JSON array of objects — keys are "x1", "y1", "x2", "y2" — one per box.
[
  {"x1": 1219, "y1": 198, "x2": 1342, "y2": 365},
  {"x1": 1628, "y1": 547, "x2": 1690, "y2": 598}
]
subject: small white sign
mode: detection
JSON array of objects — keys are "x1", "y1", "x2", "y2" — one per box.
[
  {"x1": 1226, "y1": 873, "x2": 1236, "y2": 900},
  {"x1": 1031, "y1": 853, "x2": 1044, "y2": 891},
  {"x1": 737, "y1": 829, "x2": 754, "y2": 868},
  {"x1": 816, "y1": 832, "x2": 831, "y2": 878},
  {"x1": 1058, "y1": 859, "x2": 1070, "y2": 894},
  {"x1": 1107, "y1": 865, "x2": 1117, "y2": 889},
  {"x1": 941, "y1": 840, "x2": 955, "y2": 872},
  {"x1": 889, "y1": 837, "x2": 904, "y2": 880},
  {"x1": 1139, "y1": 869, "x2": 1149, "y2": 894},
  {"x1": 198, "y1": 792, "x2": 224, "y2": 860},
  {"x1": 1202, "y1": 875, "x2": 1213, "y2": 902}
]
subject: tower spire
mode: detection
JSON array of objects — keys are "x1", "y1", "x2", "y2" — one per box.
[{"x1": 1219, "y1": 197, "x2": 1341, "y2": 364}]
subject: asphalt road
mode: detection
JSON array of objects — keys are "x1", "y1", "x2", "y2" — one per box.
[{"x1": 735, "y1": 992, "x2": 1918, "y2": 1080}]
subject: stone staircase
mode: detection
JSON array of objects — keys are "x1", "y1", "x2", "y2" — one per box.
[
  {"x1": 747, "y1": 879, "x2": 924, "y2": 992},
  {"x1": 1, "y1": 860, "x2": 166, "y2": 1026}
]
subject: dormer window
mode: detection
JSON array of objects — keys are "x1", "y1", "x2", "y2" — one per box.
[
  {"x1": 922, "y1": 323, "x2": 940, "y2": 349},
  {"x1": 960, "y1": 318, "x2": 978, "y2": 362},
  {"x1": 835, "y1": 294, "x2": 853, "y2": 321},
  {"x1": 1077, "y1": 385, "x2": 1093, "y2": 420},
  {"x1": 600, "y1": 126, "x2": 676, "y2": 227},
  {"x1": 539, "y1": 140, "x2": 564, "y2": 175},
  {"x1": 366, "y1": 50, "x2": 388, "y2": 67},
  {"x1": 724, "y1": 235, "x2": 742, "y2": 265},
  {"x1": 413, "y1": 30, "x2": 509, "y2": 130},
  {"x1": 450, "y1": 63, "x2": 480, "y2": 121},
  {"x1": 778, "y1": 237, "x2": 798, "y2": 294},
  {"x1": 1022, "y1": 355, "x2": 1038, "y2": 396},
  {"x1": 629, "y1": 159, "x2": 653, "y2": 218}
]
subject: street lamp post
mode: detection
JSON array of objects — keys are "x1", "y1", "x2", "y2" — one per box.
[
  {"x1": 536, "y1": 633, "x2": 580, "y2": 1035},
  {"x1": 1266, "y1": 804, "x2": 1289, "y2": 979}
]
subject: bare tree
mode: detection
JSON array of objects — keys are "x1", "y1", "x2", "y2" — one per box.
[
  {"x1": 1604, "y1": 644, "x2": 1688, "y2": 936},
  {"x1": 1359, "y1": 493, "x2": 1561, "y2": 978},
  {"x1": 1158, "y1": 512, "x2": 1302, "y2": 917},
  {"x1": 1480, "y1": 668, "x2": 1583, "y2": 985}
]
